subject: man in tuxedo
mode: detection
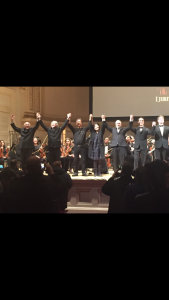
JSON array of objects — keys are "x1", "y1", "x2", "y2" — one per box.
[
  {"x1": 151, "y1": 115, "x2": 169, "y2": 161},
  {"x1": 103, "y1": 115, "x2": 133, "y2": 171},
  {"x1": 130, "y1": 117, "x2": 154, "y2": 170}
]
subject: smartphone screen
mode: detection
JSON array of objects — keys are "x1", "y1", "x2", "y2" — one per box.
[
  {"x1": 41, "y1": 163, "x2": 45, "y2": 170},
  {"x1": 0, "y1": 165, "x2": 4, "y2": 169}
]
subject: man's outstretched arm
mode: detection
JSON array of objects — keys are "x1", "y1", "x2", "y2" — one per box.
[{"x1": 10, "y1": 115, "x2": 21, "y2": 133}]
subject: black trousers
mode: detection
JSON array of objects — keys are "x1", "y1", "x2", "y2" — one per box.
[
  {"x1": 102, "y1": 158, "x2": 108, "y2": 174},
  {"x1": 93, "y1": 159, "x2": 102, "y2": 175},
  {"x1": 48, "y1": 147, "x2": 61, "y2": 167},
  {"x1": 60, "y1": 156, "x2": 74, "y2": 171},
  {"x1": 134, "y1": 148, "x2": 147, "y2": 170},
  {"x1": 113, "y1": 146, "x2": 127, "y2": 171},
  {"x1": 20, "y1": 148, "x2": 34, "y2": 171},
  {"x1": 155, "y1": 147, "x2": 167, "y2": 161},
  {"x1": 74, "y1": 145, "x2": 86, "y2": 173}
]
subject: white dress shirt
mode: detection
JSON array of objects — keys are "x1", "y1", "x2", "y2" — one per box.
[
  {"x1": 105, "y1": 145, "x2": 108, "y2": 154},
  {"x1": 159, "y1": 125, "x2": 164, "y2": 136}
]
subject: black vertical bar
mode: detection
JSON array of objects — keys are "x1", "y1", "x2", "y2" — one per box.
[{"x1": 89, "y1": 86, "x2": 93, "y2": 114}]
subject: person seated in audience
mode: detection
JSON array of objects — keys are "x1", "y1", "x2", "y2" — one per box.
[
  {"x1": 9, "y1": 156, "x2": 66, "y2": 213},
  {"x1": 132, "y1": 160, "x2": 169, "y2": 213},
  {"x1": 124, "y1": 136, "x2": 134, "y2": 168},
  {"x1": 102, "y1": 162, "x2": 134, "y2": 213},
  {"x1": 0, "y1": 140, "x2": 11, "y2": 167},
  {"x1": 53, "y1": 161, "x2": 73, "y2": 212},
  {"x1": 102, "y1": 137, "x2": 113, "y2": 174},
  {"x1": 33, "y1": 138, "x2": 40, "y2": 156},
  {"x1": 123, "y1": 166, "x2": 149, "y2": 213},
  {"x1": 10, "y1": 159, "x2": 24, "y2": 176},
  {"x1": 60, "y1": 138, "x2": 74, "y2": 173}
]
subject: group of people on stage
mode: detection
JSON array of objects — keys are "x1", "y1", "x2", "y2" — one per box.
[{"x1": 1, "y1": 112, "x2": 169, "y2": 175}]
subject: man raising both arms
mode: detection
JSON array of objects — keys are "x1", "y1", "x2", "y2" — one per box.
[
  {"x1": 130, "y1": 116, "x2": 155, "y2": 170},
  {"x1": 151, "y1": 115, "x2": 169, "y2": 161},
  {"x1": 10, "y1": 113, "x2": 41, "y2": 172},
  {"x1": 39, "y1": 113, "x2": 71, "y2": 167},
  {"x1": 68, "y1": 115, "x2": 90, "y2": 176},
  {"x1": 103, "y1": 115, "x2": 133, "y2": 172}
]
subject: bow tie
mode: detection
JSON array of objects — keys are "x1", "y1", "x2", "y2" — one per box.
[{"x1": 159, "y1": 125, "x2": 164, "y2": 127}]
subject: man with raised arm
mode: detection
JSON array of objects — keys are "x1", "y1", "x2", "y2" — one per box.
[
  {"x1": 130, "y1": 116, "x2": 155, "y2": 170},
  {"x1": 151, "y1": 115, "x2": 169, "y2": 161},
  {"x1": 68, "y1": 115, "x2": 90, "y2": 176},
  {"x1": 39, "y1": 113, "x2": 71, "y2": 167},
  {"x1": 103, "y1": 115, "x2": 133, "y2": 172},
  {"x1": 10, "y1": 113, "x2": 41, "y2": 171}
]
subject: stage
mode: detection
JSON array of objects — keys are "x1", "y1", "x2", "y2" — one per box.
[{"x1": 67, "y1": 169, "x2": 113, "y2": 207}]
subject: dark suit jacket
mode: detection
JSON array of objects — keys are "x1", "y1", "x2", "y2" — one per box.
[
  {"x1": 11, "y1": 121, "x2": 40, "y2": 149},
  {"x1": 88, "y1": 121, "x2": 105, "y2": 158},
  {"x1": 104, "y1": 121, "x2": 133, "y2": 147},
  {"x1": 151, "y1": 125, "x2": 169, "y2": 149},
  {"x1": 130, "y1": 122, "x2": 154, "y2": 149},
  {"x1": 39, "y1": 119, "x2": 69, "y2": 148},
  {"x1": 68, "y1": 123, "x2": 90, "y2": 145}
]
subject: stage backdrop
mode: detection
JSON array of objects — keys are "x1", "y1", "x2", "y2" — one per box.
[{"x1": 93, "y1": 87, "x2": 169, "y2": 117}]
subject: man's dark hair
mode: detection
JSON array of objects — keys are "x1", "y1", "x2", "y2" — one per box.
[
  {"x1": 25, "y1": 156, "x2": 41, "y2": 173},
  {"x1": 10, "y1": 159, "x2": 18, "y2": 168},
  {"x1": 121, "y1": 162, "x2": 133, "y2": 177},
  {"x1": 53, "y1": 161, "x2": 62, "y2": 168},
  {"x1": 135, "y1": 166, "x2": 147, "y2": 183}
]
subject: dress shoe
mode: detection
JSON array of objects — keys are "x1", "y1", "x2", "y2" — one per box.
[
  {"x1": 82, "y1": 173, "x2": 88, "y2": 176},
  {"x1": 72, "y1": 173, "x2": 78, "y2": 176}
]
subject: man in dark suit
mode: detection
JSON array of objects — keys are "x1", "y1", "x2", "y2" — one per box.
[
  {"x1": 68, "y1": 116, "x2": 89, "y2": 176},
  {"x1": 103, "y1": 115, "x2": 133, "y2": 171},
  {"x1": 130, "y1": 117, "x2": 154, "y2": 170},
  {"x1": 39, "y1": 113, "x2": 71, "y2": 167},
  {"x1": 10, "y1": 113, "x2": 41, "y2": 172},
  {"x1": 151, "y1": 115, "x2": 169, "y2": 161}
]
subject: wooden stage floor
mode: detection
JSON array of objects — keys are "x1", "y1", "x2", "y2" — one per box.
[{"x1": 68, "y1": 169, "x2": 114, "y2": 180}]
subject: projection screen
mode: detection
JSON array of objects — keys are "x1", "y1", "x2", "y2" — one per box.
[{"x1": 93, "y1": 87, "x2": 169, "y2": 117}]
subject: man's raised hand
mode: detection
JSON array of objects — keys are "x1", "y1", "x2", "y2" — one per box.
[
  {"x1": 36, "y1": 113, "x2": 41, "y2": 120},
  {"x1": 67, "y1": 113, "x2": 71, "y2": 119},
  {"x1": 11, "y1": 114, "x2": 15, "y2": 120},
  {"x1": 89, "y1": 114, "x2": 93, "y2": 121},
  {"x1": 130, "y1": 115, "x2": 134, "y2": 121},
  {"x1": 152, "y1": 121, "x2": 156, "y2": 127}
]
